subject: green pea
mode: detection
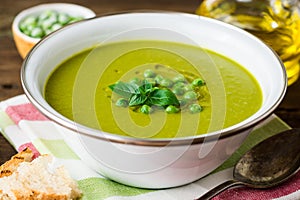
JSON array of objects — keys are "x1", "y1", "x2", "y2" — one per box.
[
  {"x1": 30, "y1": 27, "x2": 44, "y2": 38},
  {"x1": 19, "y1": 23, "x2": 28, "y2": 32},
  {"x1": 58, "y1": 13, "x2": 71, "y2": 25},
  {"x1": 172, "y1": 87, "x2": 185, "y2": 96},
  {"x1": 179, "y1": 99, "x2": 187, "y2": 107},
  {"x1": 145, "y1": 78, "x2": 156, "y2": 86},
  {"x1": 192, "y1": 78, "x2": 205, "y2": 87},
  {"x1": 23, "y1": 16, "x2": 37, "y2": 26},
  {"x1": 51, "y1": 23, "x2": 63, "y2": 31},
  {"x1": 189, "y1": 104, "x2": 203, "y2": 114},
  {"x1": 44, "y1": 29, "x2": 53, "y2": 35},
  {"x1": 184, "y1": 91, "x2": 198, "y2": 101},
  {"x1": 129, "y1": 77, "x2": 141, "y2": 86},
  {"x1": 38, "y1": 10, "x2": 52, "y2": 21},
  {"x1": 144, "y1": 69, "x2": 156, "y2": 78},
  {"x1": 160, "y1": 78, "x2": 173, "y2": 88},
  {"x1": 69, "y1": 16, "x2": 84, "y2": 23},
  {"x1": 116, "y1": 98, "x2": 128, "y2": 107},
  {"x1": 41, "y1": 18, "x2": 56, "y2": 30},
  {"x1": 26, "y1": 24, "x2": 36, "y2": 32},
  {"x1": 154, "y1": 74, "x2": 164, "y2": 84},
  {"x1": 22, "y1": 29, "x2": 31, "y2": 36},
  {"x1": 48, "y1": 11, "x2": 58, "y2": 21},
  {"x1": 173, "y1": 82, "x2": 185, "y2": 88},
  {"x1": 165, "y1": 105, "x2": 180, "y2": 114},
  {"x1": 173, "y1": 74, "x2": 186, "y2": 83},
  {"x1": 183, "y1": 84, "x2": 193, "y2": 92},
  {"x1": 140, "y1": 105, "x2": 153, "y2": 114}
]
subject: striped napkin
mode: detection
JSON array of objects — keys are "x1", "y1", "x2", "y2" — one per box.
[{"x1": 0, "y1": 94, "x2": 300, "y2": 200}]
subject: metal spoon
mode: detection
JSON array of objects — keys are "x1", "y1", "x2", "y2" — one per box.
[{"x1": 195, "y1": 128, "x2": 300, "y2": 200}]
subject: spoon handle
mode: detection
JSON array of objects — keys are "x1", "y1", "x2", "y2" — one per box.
[{"x1": 194, "y1": 179, "x2": 243, "y2": 200}]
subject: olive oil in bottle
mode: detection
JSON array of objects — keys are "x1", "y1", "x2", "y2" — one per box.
[{"x1": 197, "y1": 0, "x2": 300, "y2": 85}]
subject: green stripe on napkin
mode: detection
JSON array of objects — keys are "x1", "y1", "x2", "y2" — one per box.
[
  {"x1": 33, "y1": 138, "x2": 80, "y2": 159},
  {"x1": 0, "y1": 110, "x2": 14, "y2": 131},
  {"x1": 78, "y1": 177, "x2": 153, "y2": 199}
]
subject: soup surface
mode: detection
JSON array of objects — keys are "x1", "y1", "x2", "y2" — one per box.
[{"x1": 45, "y1": 40, "x2": 262, "y2": 138}]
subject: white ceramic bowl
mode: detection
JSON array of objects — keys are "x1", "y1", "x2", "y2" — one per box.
[
  {"x1": 12, "y1": 3, "x2": 95, "y2": 58},
  {"x1": 21, "y1": 12, "x2": 287, "y2": 189}
]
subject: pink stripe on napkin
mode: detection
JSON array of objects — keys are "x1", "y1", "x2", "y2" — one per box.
[
  {"x1": 5, "y1": 103, "x2": 48, "y2": 124},
  {"x1": 213, "y1": 171, "x2": 300, "y2": 200},
  {"x1": 18, "y1": 143, "x2": 41, "y2": 159}
]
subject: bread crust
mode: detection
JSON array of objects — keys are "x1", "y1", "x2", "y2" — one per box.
[{"x1": 0, "y1": 148, "x2": 33, "y2": 178}]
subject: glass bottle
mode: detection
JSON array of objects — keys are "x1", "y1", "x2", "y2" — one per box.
[{"x1": 196, "y1": 0, "x2": 300, "y2": 85}]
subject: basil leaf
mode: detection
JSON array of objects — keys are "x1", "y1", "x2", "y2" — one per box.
[
  {"x1": 129, "y1": 94, "x2": 148, "y2": 106},
  {"x1": 148, "y1": 88, "x2": 180, "y2": 107},
  {"x1": 109, "y1": 82, "x2": 139, "y2": 98},
  {"x1": 139, "y1": 81, "x2": 153, "y2": 95}
]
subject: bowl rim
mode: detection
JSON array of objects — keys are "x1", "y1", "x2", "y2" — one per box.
[
  {"x1": 12, "y1": 2, "x2": 96, "y2": 43},
  {"x1": 21, "y1": 11, "x2": 288, "y2": 147}
]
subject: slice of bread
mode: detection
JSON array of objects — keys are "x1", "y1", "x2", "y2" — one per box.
[
  {"x1": 0, "y1": 148, "x2": 33, "y2": 178},
  {"x1": 0, "y1": 148, "x2": 81, "y2": 200}
]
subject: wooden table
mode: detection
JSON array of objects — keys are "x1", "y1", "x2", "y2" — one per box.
[{"x1": 1, "y1": 0, "x2": 300, "y2": 164}]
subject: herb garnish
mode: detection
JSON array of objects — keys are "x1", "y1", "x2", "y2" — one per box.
[
  {"x1": 109, "y1": 81, "x2": 180, "y2": 107},
  {"x1": 108, "y1": 67, "x2": 206, "y2": 114}
]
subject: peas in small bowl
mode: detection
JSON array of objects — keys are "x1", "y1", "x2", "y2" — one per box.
[{"x1": 12, "y1": 3, "x2": 95, "y2": 58}]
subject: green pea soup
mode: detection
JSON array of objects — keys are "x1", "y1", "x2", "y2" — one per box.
[{"x1": 44, "y1": 40, "x2": 263, "y2": 139}]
